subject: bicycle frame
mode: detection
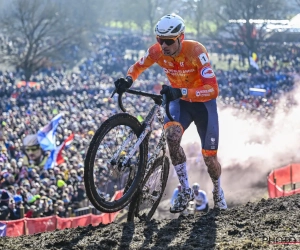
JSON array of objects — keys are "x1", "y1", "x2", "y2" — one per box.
[
  {"x1": 110, "y1": 104, "x2": 166, "y2": 170},
  {"x1": 109, "y1": 88, "x2": 171, "y2": 173},
  {"x1": 143, "y1": 105, "x2": 167, "y2": 173}
]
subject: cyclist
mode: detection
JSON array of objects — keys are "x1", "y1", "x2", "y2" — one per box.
[
  {"x1": 192, "y1": 183, "x2": 209, "y2": 214},
  {"x1": 114, "y1": 13, "x2": 227, "y2": 213}
]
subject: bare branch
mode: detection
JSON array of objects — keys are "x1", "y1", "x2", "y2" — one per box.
[
  {"x1": 206, "y1": 0, "x2": 288, "y2": 67},
  {"x1": 0, "y1": 0, "x2": 87, "y2": 80}
]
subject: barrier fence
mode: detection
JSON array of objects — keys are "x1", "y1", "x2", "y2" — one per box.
[
  {"x1": 74, "y1": 205, "x2": 100, "y2": 216},
  {"x1": 268, "y1": 163, "x2": 300, "y2": 198},
  {"x1": 0, "y1": 190, "x2": 123, "y2": 237}
]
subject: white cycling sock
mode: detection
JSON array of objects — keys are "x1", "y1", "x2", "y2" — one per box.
[
  {"x1": 212, "y1": 177, "x2": 221, "y2": 193},
  {"x1": 174, "y1": 162, "x2": 190, "y2": 190}
]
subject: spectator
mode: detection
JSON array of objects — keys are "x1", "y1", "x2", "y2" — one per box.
[
  {"x1": 0, "y1": 191, "x2": 11, "y2": 220},
  {"x1": 192, "y1": 183, "x2": 209, "y2": 214},
  {"x1": 41, "y1": 197, "x2": 54, "y2": 217},
  {"x1": 22, "y1": 134, "x2": 49, "y2": 169},
  {"x1": 8, "y1": 198, "x2": 18, "y2": 220},
  {"x1": 13, "y1": 195, "x2": 23, "y2": 219},
  {"x1": 76, "y1": 182, "x2": 86, "y2": 202}
]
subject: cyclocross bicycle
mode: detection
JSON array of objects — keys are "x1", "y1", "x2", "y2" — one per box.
[{"x1": 84, "y1": 88, "x2": 173, "y2": 221}]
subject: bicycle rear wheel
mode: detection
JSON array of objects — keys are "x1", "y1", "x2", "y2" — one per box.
[
  {"x1": 84, "y1": 113, "x2": 148, "y2": 213},
  {"x1": 127, "y1": 156, "x2": 170, "y2": 222}
]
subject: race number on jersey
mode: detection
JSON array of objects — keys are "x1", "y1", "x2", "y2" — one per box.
[{"x1": 198, "y1": 53, "x2": 209, "y2": 65}]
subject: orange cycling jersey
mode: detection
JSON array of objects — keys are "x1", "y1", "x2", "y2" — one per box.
[{"x1": 127, "y1": 40, "x2": 219, "y2": 102}]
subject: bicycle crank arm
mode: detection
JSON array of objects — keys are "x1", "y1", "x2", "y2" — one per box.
[{"x1": 142, "y1": 191, "x2": 159, "y2": 204}]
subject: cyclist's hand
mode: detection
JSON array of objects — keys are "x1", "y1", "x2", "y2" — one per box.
[
  {"x1": 160, "y1": 85, "x2": 182, "y2": 101},
  {"x1": 114, "y1": 76, "x2": 133, "y2": 94}
]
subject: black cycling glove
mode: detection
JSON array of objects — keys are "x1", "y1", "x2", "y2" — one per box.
[
  {"x1": 114, "y1": 76, "x2": 133, "y2": 94},
  {"x1": 160, "y1": 85, "x2": 182, "y2": 101}
]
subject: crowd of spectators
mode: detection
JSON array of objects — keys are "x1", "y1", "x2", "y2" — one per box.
[{"x1": 0, "y1": 30, "x2": 299, "y2": 220}]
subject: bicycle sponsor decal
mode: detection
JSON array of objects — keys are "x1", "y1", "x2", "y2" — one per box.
[
  {"x1": 201, "y1": 66, "x2": 215, "y2": 78},
  {"x1": 164, "y1": 60, "x2": 174, "y2": 67},
  {"x1": 163, "y1": 68, "x2": 195, "y2": 76},
  {"x1": 195, "y1": 88, "x2": 214, "y2": 97},
  {"x1": 139, "y1": 49, "x2": 149, "y2": 65}
]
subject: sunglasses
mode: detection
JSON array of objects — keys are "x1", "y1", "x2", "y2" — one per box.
[
  {"x1": 25, "y1": 146, "x2": 40, "y2": 152},
  {"x1": 156, "y1": 34, "x2": 181, "y2": 46}
]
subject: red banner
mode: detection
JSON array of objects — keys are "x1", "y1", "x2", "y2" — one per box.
[
  {"x1": 1, "y1": 212, "x2": 116, "y2": 237},
  {"x1": 26, "y1": 216, "x2": 56, "y2": 235},
  {"x1": 102, "y1": 213, "x2": 112, "y2": 224},
  {"x1": 268, "y1": 163, "x2": 300, "y2": 198},
  {"x1": 5, "y1": 219, "x2": 25, "y2": 237},
  {"x1": 291, "y1": 164, "x2": 300, "y2": 183},
  {"x1": 71, "y1": 214, "x2": 91, "y2": 228},
  {"x1": 0, "y1": 190, "x2": 123, "y2": 237},
  {"x1": 111, "y1": 190, "x2": 123, "y2": 201},
  {"x1": 92, "y1": 213, "x2": 112, "y2": 226},
  {"x1": 17, "y1": 81, "x2": 40, "y2": 89},
  {"x1": 56, "y1": 217, "x2": 73, "y2": 230},
  {"x1": 90, "y1": 214, "x2": 103, "y2": 226}
]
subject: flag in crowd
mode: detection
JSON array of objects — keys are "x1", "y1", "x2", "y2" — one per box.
[
  {"x1": 0, "y1": 222, "x2": 6, "y2": 237},
  {"x1": 36, "y1": 113, "x2": 69, "y2": 169},
  {"x1": 56, "y1": 133, "x2": 75, "y2": 166},
  {"x1": 37, "y1": 113, "x2": 63, "y2": 151},
  {"x1": 43, "y1": 133, "x2": 74, "y2": 170}
]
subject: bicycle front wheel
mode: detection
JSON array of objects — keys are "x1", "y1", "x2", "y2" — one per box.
[
  {"x1": 84, "y1": 113, "x2": 148, "y2": 213},
  {"x1": 127, "y1": 156, "x2": 170, "y2": 222}
]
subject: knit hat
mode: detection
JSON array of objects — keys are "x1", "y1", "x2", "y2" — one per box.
[
  {"x1": 57, "y1": 180, "x2": 66, "y2": 188},
  {"x1": 34, "y1": 195, "x2": 41, "y2": 200},
  {"x1": 13, "y1": 195, "x2": 23, "y2": 203},
  {"x1": 29, "y1": 197, "x2": 36, "y2": 204},
  {"x1": 1, "y1": 191, "x2": 10, "y2": 201},
  {"x1": 23, "y1": 134, "x2": 39, "y2": 147}
]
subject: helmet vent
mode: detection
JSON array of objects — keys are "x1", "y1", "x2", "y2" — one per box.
[{"x1": 171, "y1": 24, "x2": 182, "y2": 34}]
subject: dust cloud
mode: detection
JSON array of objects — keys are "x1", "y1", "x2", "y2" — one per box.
[
  {"x1": 182, "y1": 78, "x2": 300, "y2": 172},
  {"x1": 161, "y1": 76, "x2": 300, "y2": 209}
]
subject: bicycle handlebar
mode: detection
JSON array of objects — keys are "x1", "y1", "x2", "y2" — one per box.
[{"x1": 111, "y1": 88, "x2": 174, "y2": 121}]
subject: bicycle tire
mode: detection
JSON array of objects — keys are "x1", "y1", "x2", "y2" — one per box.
[
  {"x1": 127, "y1": 156, "x2": 170, "y2": 222},
  {"x1": 84, "y1": 113, "x2": 148, "y2": 213}
]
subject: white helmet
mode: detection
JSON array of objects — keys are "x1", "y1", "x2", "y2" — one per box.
[
  {"x1": 155, "y1": 14, "x2": 185, "y2": 37},
  {"x1": 192, "y1": 183, "x2": 200, "y2": 191}
]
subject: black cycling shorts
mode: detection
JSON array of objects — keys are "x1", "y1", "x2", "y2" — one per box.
[{"x1": 164, "y1": 99, "x2": 219, "y2": 151}]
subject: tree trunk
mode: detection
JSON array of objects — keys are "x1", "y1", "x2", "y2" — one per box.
[{"x1": 24, "y1": 68, "x2": 32, "y2": 81}]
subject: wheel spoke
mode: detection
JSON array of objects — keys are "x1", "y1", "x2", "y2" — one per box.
[
  {"x1": 85, "y1": 114, "x2": 146, "y2": 213},
  {"x1": 129, "y1": 156, "x2": 169, "y2": 221}
]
